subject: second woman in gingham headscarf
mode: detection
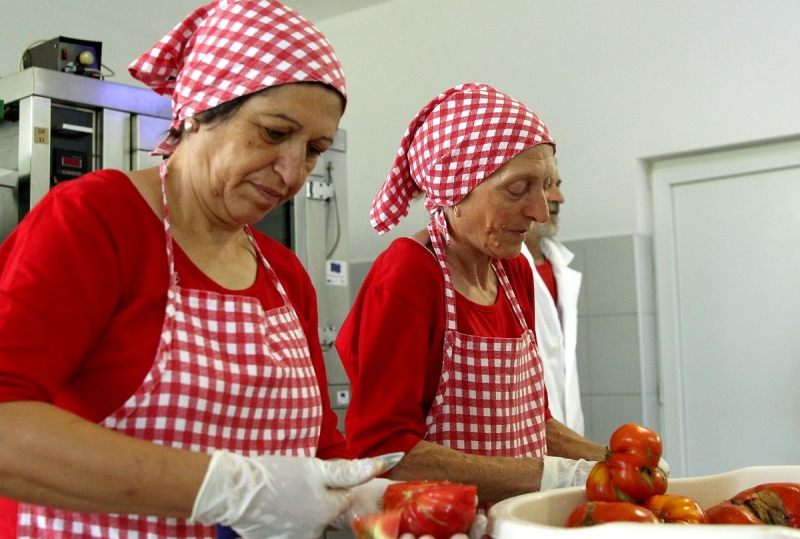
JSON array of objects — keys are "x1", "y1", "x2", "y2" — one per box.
[
  {"x1": 339, "y1": 83, "x2": 607, "y2": 508},
  {"x1": 370, "y1": 82, "x2": 555, "y2": 243}
]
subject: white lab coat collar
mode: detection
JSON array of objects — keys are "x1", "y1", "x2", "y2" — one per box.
[
  {"x1": 521, "y1": 237, "x2": 585, "y2": 435},
  {"x1": 539, "y1": 236, "x2": 575, "y2": 267}
]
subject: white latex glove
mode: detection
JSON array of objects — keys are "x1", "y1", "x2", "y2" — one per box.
[
  {"x1": 191, "y1": 451, "x2": 383, "y2": 539},
  {"x1": 658, "y1": 456, "x2": 671, "y2": 477},
  {"x1": 466, "y1": 514, "x2": 488, "y2": 539},
  {"x1": 540, "y1": 456, "x2": 596, "y2": 491},
  {"x1": 329, "y1": 477, "x2": 397, "y2": 530},
  {"x1": 395, "y1": 514, "x2": 487, "y2": 539}
]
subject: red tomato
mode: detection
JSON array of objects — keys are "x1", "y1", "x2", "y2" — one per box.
[
  {"x1": 707, "y1": 482, "x2": 800, "y2": 527},
  {"x1": 565, "y1": 501, "x2": 660, "y2": 527},
  {"x1": 352, "y1": 511, "x2": 401, "y2": 539},
  {"x1": 706, "y1": 500, "x2": 762, "y2": 525},
  {"x1": 609, "y1": 423, "x2": 663, "y2": 466},
  {"x1": 383, "y1": 480, "x2": 478, "y2": 539},
  {"x1": 585, "y1": 424, "x2": 668, "y2": 504},
  {"x1": 642, "y1": 494, "x2": 708, "y2": 524}
]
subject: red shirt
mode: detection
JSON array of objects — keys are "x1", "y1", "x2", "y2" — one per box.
[
  {"x1": 336, "y1": 238, "x2": 551, "y2": 459},
  {"x1": 0, "y1": 170, "x2": 349, "y2": 533},
  {"x1": 536, "y1": 257, "x2": 558, "y2": 303}
]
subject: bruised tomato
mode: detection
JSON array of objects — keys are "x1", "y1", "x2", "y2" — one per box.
[
  {"x1": 352, "y1": 510, "x2": 401, "y2": 539},
  {"x1": 707, "y1": 482, "x2": 800, "y2": 527},
  {"x1": 586, "y1": 424, "x2": 668, "y2": 504},
  {"x1": 383, "y1": 480, "x2": 477, "y2": 539},
  {"x1": 642, "y1": 494, "x2": 708, "y2": 524},
  {"x1": 565, "y1": 501, "x2": 660, "y2": 527}
]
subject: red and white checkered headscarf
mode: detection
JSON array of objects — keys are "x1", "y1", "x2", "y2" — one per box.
[
  {"x1": 129, "y1": 0, "x2": 346, "y2": 155},
  {"x1": 370, "y1": 83, "x2": 555, "y2": 241}
]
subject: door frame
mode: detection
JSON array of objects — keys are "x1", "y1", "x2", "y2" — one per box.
[{"x1": 648, "y1": 135, "x2": 800, "y2": 477}]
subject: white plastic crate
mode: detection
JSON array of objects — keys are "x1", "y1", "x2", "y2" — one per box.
[{"x1": 489, "y1": 465, "x2": 800, "y2": 538}]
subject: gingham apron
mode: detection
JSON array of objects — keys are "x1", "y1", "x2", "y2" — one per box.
[
  {"x1": 423, "y1": 221, "x2": 547, "y2": 458},
  {"x1": 17, "y1": 161, "x2": 323, "y2": 539}
]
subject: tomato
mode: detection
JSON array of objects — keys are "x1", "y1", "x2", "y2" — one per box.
[
  {"x1": 352, "y1": 510, "x2": 401, "y2": 539},
  {"x1": 586, "y1": 423, "x2": 668, "y2": 504},
  {"x1": 707, "y1": 482, "x2": 800, "y2": 527},
  {"x1": 383, "y1": 480, "x2": 477, "y2": 539},
  {"x1": 565, "y1": 501, "x2": 660, "y2": 527},
  {"x1": 706, "y1": 500, "x2": 762, "y2": 525},
  {"x1": 642, "y1": 494, "x2": 708, "y2": 524}
]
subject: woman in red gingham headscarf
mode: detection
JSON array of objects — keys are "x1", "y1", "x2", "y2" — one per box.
[
  {"x1": 370, "y1": 83, "x2": 552, "y2": 241},
  {"x1": 129, "y1": 0, "x2": 347, "y2": 155},
  {"x1": 0, "y1": 2, "x2": 388, "y2": 539},
  {"x1": 337, "y1": 83, "x2": 607, "y2": 505}
]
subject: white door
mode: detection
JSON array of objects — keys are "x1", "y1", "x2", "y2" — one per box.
[{"x1": 651, "y1": 136, "x2": 800, "y2": 478}]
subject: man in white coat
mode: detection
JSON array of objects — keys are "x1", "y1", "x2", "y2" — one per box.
[{"x1": 521, "y1": 165, "x2": 586, "y2": 435}]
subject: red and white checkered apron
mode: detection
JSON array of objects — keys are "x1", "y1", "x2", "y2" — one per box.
[
  {"x1": 423, "y1": 221, "x2": 547, "y2": 458},
  {"x1": 17, "y1": 161, "x2": 322, "y2": 539}
]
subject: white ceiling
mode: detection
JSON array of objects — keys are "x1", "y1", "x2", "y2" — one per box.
[{"x1": 283, "y1": 0, "x2": 395, "y2": 22}]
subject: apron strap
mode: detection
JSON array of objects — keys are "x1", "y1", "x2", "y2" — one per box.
[
  {"x1": 158, "y1": 160, "x2": 177, "y2": 282},
  {"x1": 158, "y1": 160, "x2": 290, "y2": 306},
  {"x1": 427, "y1": 220, "x2": 458, "y2": 332},
  {"x1": 427, "y1": 219, "x2": 531, "y2": 333}
]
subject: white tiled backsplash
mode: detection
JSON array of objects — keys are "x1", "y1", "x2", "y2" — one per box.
[{"x1": 563, "y1": 234, "x2": 659, "y2": 445}]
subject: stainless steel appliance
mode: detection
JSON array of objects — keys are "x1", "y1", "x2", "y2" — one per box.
[
  {"x1": 0, "y1": 67, "x2": 352, "y2": 432},
  {"x1": 22, "y1": 36, "x2": 104, "y2": 78},
  {"x1": 0, "y1": 67, "x2": 171, "y2": 238}
]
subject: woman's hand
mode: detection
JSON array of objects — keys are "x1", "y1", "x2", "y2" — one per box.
[
  {"x1": 335, "y1": 478, "x2": 487, "y2": 539},
  {"x1": 540, "y1": 456, "x2": 597, "y2": 491},
  {"x1": 329, "y1": 477, "x2": 398, "y2": 530},
  {"x1": 191, "y1": 451, "x2": 384, "y2": 539}
]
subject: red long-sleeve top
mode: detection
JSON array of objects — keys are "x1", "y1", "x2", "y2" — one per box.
[{"x1": 0, "y1": 170, "x2": 349, "y2": 533}]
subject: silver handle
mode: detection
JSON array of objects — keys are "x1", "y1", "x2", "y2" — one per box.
[{"x1": 55, "y1": 123, "x2": 93, "y2": 135}]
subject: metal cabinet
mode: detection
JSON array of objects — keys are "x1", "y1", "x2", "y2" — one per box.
[{"x1": 0, "y1": 67, "x2": 171, "y2": 241}]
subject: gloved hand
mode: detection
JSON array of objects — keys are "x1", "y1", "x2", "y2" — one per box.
[
  {"x1": 540, "y1": 456, "x2": 596, "y2": 491},
  {"x1": 398, "y1": 515, "x2": 487, "y2": 539},
  {"x1": 191, "y1": 451, "x2": 383, "y2": 539},
  {"x1": 465, "y1": 513, "x2": 488, "y2": 539},
  {"x1": 329, "y1": 477, "x2": 397, "y2": 530},
  {"x1": 332, "y1": 478, "x2": 487, "y2": 539}
]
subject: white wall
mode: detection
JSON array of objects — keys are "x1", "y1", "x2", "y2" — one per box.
[
  {"x1": 315, "y1": 0, "x2": 800, "y2": 262},
  {"x1": 3, "y1": 0, "x2": 799, "y2": 263}
]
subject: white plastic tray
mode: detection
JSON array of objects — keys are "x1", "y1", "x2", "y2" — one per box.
[{"x1": 489, "y1": 465, "x2": 800, "y2": 538}]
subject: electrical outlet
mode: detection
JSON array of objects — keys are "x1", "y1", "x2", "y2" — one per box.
[{"x1": 319, "y1": 325, "x2": 338, "y2": 346}]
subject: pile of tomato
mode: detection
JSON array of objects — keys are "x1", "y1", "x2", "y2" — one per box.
[
  {"x1": 353, "y1": 423, "x2": 798, "y2": 536},
  {"x1": 566, "y1": 423, "x2": 800, "y2": 529}
]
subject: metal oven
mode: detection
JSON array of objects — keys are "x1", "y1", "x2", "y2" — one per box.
[{"x1": 0, "y1": 67, "x2": 352, "y2": 433}]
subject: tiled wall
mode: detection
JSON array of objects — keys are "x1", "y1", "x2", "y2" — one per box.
[
  {"x1": 562, "y1": 234, "x2": 660, "y2": 445},
  {"x1": 345, "y1": 233, "x2": 660, "y2": 446}
]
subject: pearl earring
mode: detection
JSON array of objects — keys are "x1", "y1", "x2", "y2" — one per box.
[{"x1": 184, "y1": 120, "x2": 195, "y2": 132}]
